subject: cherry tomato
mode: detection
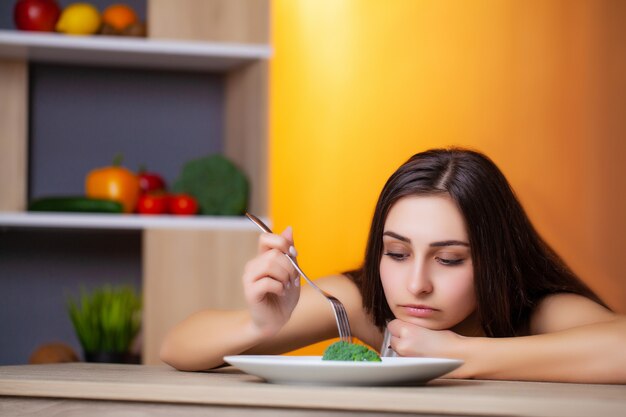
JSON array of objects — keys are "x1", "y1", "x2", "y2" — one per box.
[
  {"x1": 137, "y1": 194, "x2": 168, "y2": 215},
  {"x1": 169, "y1": 194, "x2": 198, "y2": 215}
]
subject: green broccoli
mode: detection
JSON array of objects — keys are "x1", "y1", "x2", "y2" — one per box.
[{"x1": 322, "y1": 341, "x2": 382, "y2": 362}]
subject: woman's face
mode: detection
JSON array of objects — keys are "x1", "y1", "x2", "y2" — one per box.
[{"x1": 380, "y1": 194, "x2": 476, "y2": 331}]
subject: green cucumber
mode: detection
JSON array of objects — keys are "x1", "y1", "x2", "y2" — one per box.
[{"x1": 28, "y1": 197, "x2": 124, "y2": 213}]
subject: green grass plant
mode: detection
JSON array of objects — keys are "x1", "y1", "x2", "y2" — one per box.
[{"x1": 67, "y1": 285, "x2": 141, "y2": 354}]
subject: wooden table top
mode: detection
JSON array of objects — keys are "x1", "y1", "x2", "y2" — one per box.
[{"x1": 0, "y1": 363, "x2": 625, "y2": 417}]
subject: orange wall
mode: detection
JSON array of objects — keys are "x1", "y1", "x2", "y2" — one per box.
[{"x1": 269, "y1": 1, "x2": 626, "y2": 354}]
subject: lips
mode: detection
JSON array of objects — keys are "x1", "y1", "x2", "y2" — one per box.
[{"x1": 401, "y1": 304, "x2": 439, "y2": 318}]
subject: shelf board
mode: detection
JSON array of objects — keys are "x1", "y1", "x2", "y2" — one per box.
[
  {"x1": 0, "y1": 212, "x2": 266, "y2": 231},
  {"x1": 0, "y1": 30, "x2": 271, "y2": 72}
]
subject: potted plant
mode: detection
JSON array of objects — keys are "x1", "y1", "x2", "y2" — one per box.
[{"x1": 67, "y1": 285, "x2": 142, "y2": 364}]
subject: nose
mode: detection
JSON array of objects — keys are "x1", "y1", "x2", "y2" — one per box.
[{"x1": 406, "y1": 259, "x2": 433, "y2": 296}]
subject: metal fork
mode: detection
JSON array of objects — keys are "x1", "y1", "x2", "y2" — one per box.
[{"x1": 245, "y1": 213, "x2": 353, "y2": 343}]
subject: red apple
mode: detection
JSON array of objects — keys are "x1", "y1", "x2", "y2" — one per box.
[
  {"x1": 14, "y1": 0, "x2": 61, "y2": 32},
  {"x1": 138, "y1": 168, "x2": 167, "y2": 195}
]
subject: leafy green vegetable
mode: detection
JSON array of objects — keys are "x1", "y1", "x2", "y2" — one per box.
[
  {"x1": 322, "y1": 341, "x2": 382, "y2": 362},
  {"x1": 67, "y1": 285, "x2": 141, "y2": 354},
  {"x1": 172, "y1": 154, "x2": 249, "y2": 215}
]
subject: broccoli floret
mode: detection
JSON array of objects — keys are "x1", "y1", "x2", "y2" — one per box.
[{"x1": 322, "y1": 341, "x2": 382, "y2": 362}]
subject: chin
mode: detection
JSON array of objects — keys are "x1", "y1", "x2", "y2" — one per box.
[{"x1": 395, "y1": 314, "x2": 450, "y2": 330}]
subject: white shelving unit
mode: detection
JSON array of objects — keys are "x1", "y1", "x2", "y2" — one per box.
[
  {"x1": 0, "y1": 30, "x2": 270, "y2": 233},
  {"x1": 0, "y1": 30, "x2": 272, "y2": 72}
]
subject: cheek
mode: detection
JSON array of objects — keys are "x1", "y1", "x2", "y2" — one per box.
[
  {"x1": 441, "y1": 267, "x2": 476, "y2": 311},
  {"x1": 379, "y1": 258, "x2": 400, "y2": 301}
]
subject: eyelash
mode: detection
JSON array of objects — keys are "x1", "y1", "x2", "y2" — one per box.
[
  {"x1": 435, "y1": 257, "x2": 464, "y2": 266},
  {"x1": 383, "y1": 252, "x2": 408, "y2": 261},
  {"x1": 383, "y1": 252, "x2": 465, "y2": 266}
]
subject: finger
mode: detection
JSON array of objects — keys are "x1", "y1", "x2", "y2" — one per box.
[
  {"x1": 281, "y1": 225, "x2": 293, "y2": 244},
  {"x1": 386, "y1": 319, "x2": 402, "y2": 335},
  {"x1": 257, "y1": 232, "x2": 292, "y2": 255},
  {"x1": 245, "y1": 250, "x2": 298, "y2": 286},
  {"x1": 264, "y1": 249, "x2": 299, "y2": 283},
  {"x1": 250, "y1": 276, "x2": 288, "y2": 300},
  {"x1": 266, "y1": 226, "x2": 300, "y2": 287},
  {"x1": 278, "y1": 226, "x2": 300, "y2": 287},
  {"x1": 281, "y1": 226, "x2": 298, "y2": 258},
  {"x1": 389, "y1": 335, "x2": 403, "y2": 356},
  {"x1": 244, "y1": 253, "x2": 295, "y2": 300}
]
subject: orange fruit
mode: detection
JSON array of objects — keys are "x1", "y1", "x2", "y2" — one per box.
[{"x1": 102, "y1": 4, "x2": 138, "y2": 31}]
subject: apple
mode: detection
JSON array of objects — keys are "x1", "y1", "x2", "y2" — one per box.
[
  {"x1": 138, "y1": 168, "x2": 167, "y2": 194},
  {"x1": 14, "y1": 0, "x2": 61, "y2": 32}
]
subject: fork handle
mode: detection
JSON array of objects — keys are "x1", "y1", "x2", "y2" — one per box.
[
  {"x1": 283, "y1": 253, "x2": 317, "y2": 290},
  {"x1": 245, "y1": 213, "x2": 272, "y2": 233}
]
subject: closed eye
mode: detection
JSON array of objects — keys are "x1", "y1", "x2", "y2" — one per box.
[
  {"x1": 435, "y1": 256, "x2": 465, "y2": 266},
  {"x1": 384, "y1": 252, "x2": 409, "y2": 261}
]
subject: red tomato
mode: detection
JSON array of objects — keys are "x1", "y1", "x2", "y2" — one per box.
[
  {"x1": 138, "y1": 170, "x2": 166, "y2": 194},
  {"x1": 137, "y1": 194, "x2": 168, "y2": 215},
  {"x1": 14, "y1": 0, "x2": 61, "y2": 32},
  {"x1": 169, "y1": 194, "x2": 198, "y2": 215}
]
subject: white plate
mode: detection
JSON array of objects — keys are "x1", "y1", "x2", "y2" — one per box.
[{"x1": 223, "y1": 355, "x2": 463, "y2": 386}]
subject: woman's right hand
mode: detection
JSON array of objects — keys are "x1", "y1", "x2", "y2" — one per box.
[{"x1": 242, "y1": 226, "x2": 301, "y2": 339}]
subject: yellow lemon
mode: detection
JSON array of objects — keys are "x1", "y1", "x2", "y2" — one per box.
[{"x1": 56, "y1": 3, "x2": 101, "y2": 35}]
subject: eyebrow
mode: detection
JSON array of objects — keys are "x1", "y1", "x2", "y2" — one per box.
[{"x1": 382, "y1": 231, "x2": 470, "y2": 247}]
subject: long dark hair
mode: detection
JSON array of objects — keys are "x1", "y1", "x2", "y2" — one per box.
[{"x1": 349, "y1": 148, "x2": 606, "y2": 337}]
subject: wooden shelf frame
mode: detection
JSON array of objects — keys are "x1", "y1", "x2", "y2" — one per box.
[{"x1": 0, "y1": 0, "x2": 270, "y2": 365}]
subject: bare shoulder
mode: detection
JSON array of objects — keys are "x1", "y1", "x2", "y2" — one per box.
[
  {"x1": 313, "y1": 274, "x2": 361, "y2": 301},
  {"x1": 312, "y1": 274, "x2": 382, "y2": 349},
  {"x1": 529, "y1": 293, "x2": 616, "y2": 335},
  {"x1": 313, "y1": 274, "x2": 370, "y2": 325}
]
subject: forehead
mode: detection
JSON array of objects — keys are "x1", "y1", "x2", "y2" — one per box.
[{"x1": 384, "y1": 194, "x2": 468, "y2": 241}]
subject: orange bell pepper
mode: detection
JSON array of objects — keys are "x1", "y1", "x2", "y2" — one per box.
[{"x1": 85, "y1": 156, "x2": 139, "y2": 213}]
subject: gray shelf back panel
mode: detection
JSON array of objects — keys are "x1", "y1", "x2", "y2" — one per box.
[
  {"x1": 29, "y1": 62, "x2": 225, "y2": 200},
  {"x1": 1, "y1": 0, "x2": 225, "y2": 365},
  {"x1": 0, "y1": 228, "x2": 141, "y2": 365}
]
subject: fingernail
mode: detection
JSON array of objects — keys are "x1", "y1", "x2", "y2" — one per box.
[
  {"x1": 294, "y1": 277, "x2": 300, "y2": 287},
  {"x1": 286, "y1": 280, "x2": 291, "y2": 289},
  {"x1": 289, "y1": 246, "x2": 297, "y2": 257}
]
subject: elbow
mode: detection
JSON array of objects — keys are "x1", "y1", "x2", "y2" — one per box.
[
  {"x1": 594, "y1": 316, "x2": 626, "y2": 384},
  {"x1": 159, "y1": 337, "x2": 181, "y2": 370},
  {"x1": 614, "y1": 319, "x2": 626, "y2": 383},
  {"x1": 159, "y1": 335, "x2": 221, "y2": 372},
  {"x1": 159, "y1": 334, "x2": 193, "y2": 371}
]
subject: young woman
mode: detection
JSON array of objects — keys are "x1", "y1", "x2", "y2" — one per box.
[{"x1": 160, "y1": 148, "x2": 626, "y2": 383}]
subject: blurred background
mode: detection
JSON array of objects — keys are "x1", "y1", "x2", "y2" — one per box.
[
  {"x1": 1, "y1": 0, "x2": 624, "y2": 360},
  {"x1": 269, "y1": 1, "x2": 626, "y2": 353},
  {"x1": 270, "y1": 1, "x2": 626, "y2": 301}
]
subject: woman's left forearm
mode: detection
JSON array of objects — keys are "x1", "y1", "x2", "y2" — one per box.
[{"x1": 454, "y1": 317, "x2": 626, "y2": 383}]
